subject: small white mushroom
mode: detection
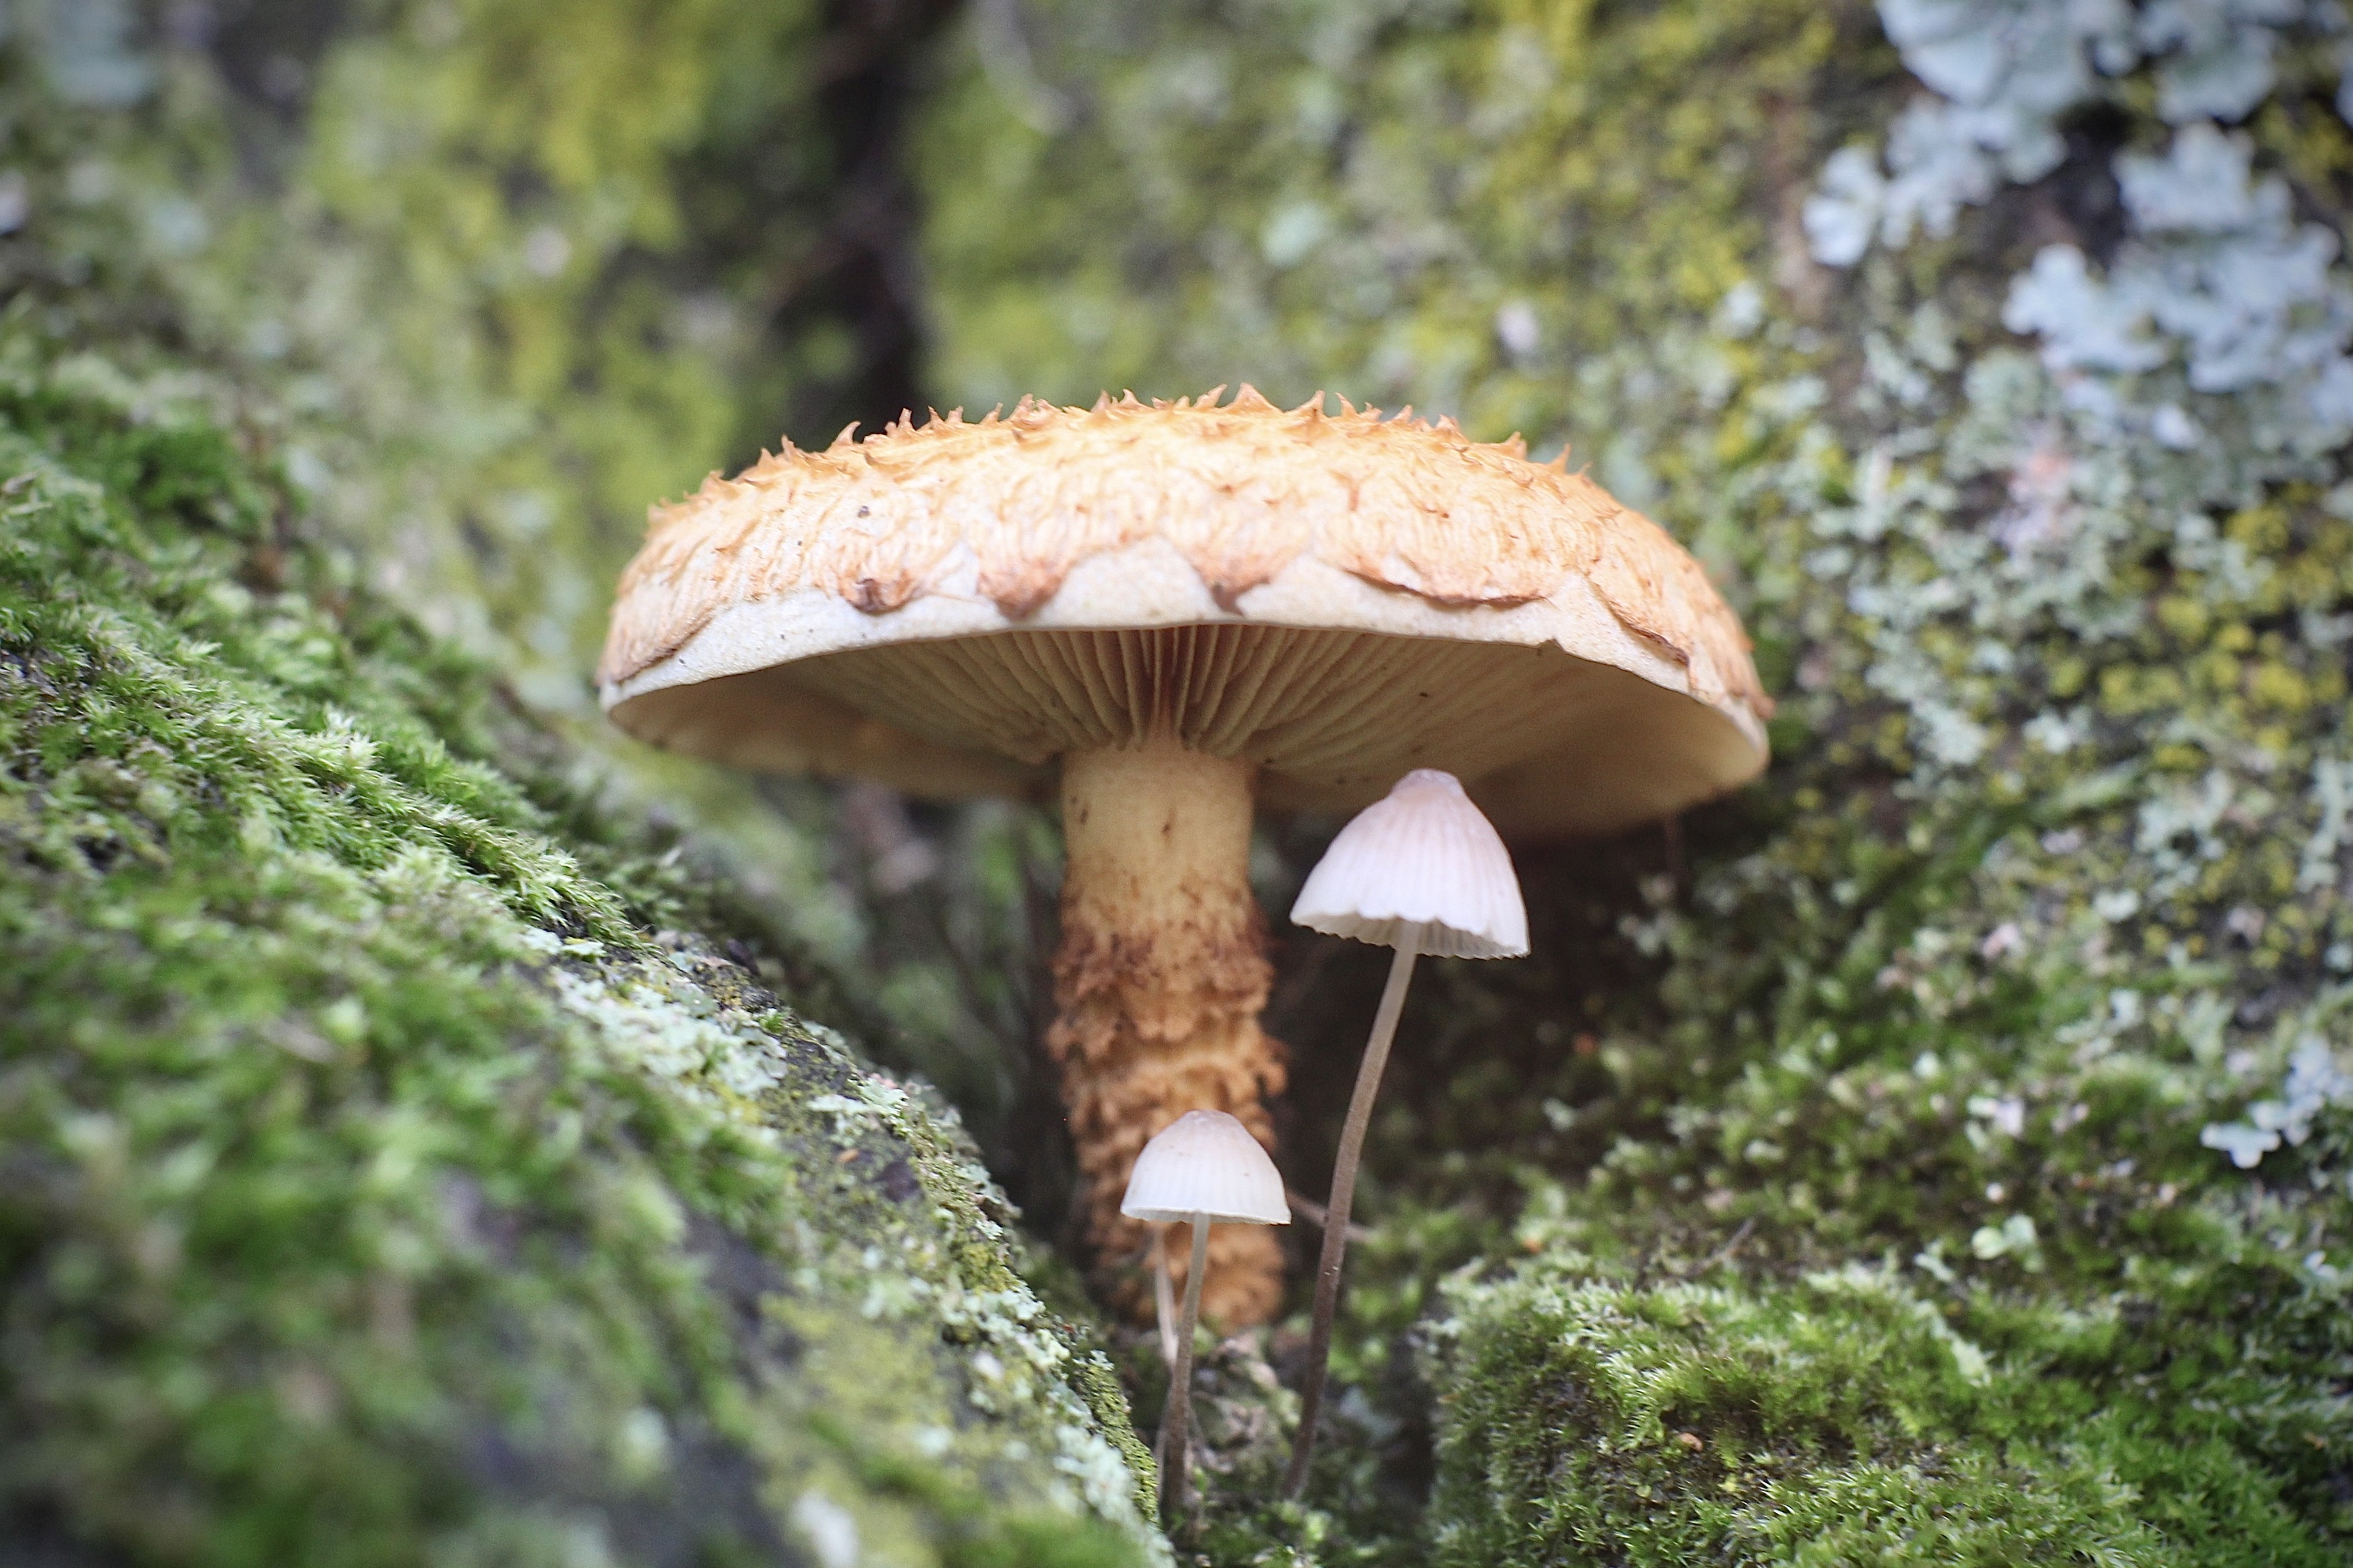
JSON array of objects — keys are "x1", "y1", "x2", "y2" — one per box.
[
  {"x1": 1289, "y1": 768, "x2": 1528, "y2": 958},
  {"x1": 1121, "y1": 1109, "x2": 1288, "y2": 1519},
  {"x1": 1282, "y1": 769, "x2": 1527, "y2": 1497}
]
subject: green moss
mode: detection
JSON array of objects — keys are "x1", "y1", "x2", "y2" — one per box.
[
  {"x1": 1429, "y1": 1259, "x2": 2342, "y2": 1565},
  {"x1": 0, "y1": 0, "x2": 927, "y2": 709},
  {"x1": 0, "y1": 338, "x2": 1157, "y2": 1563}
]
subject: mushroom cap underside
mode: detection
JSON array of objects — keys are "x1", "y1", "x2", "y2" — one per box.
[
  {"x1": 599, "y1": 388, "x2": 1771, "y2": 837},
  {"x1": 606, "y1": 614, "x2": 1763, "y2": 838}
]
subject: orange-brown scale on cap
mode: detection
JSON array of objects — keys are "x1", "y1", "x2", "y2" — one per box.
[{"x1": 596, "y1": 387, "x2": 1769, "y2": 732}]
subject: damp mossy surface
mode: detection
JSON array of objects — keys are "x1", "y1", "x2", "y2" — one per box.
[{"x1": 0, "y1": 339, "x2": 1157, "y2": 1564}]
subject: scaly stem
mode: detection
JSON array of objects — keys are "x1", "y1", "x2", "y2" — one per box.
[
  {"x1": 1283, "y1": 928, "x2": 1422, "y2": 1499},
  {"x1": 1051, "y1": 738, "x2": 1286, "y2": 1327},
  {"x1": 1159, "y1": 1217, "x2": 1210, "y2": 1521}
]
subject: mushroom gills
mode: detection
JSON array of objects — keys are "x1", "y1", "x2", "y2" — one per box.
[{"x1": 669, "y1": 622, "x2": 1755, "y2": 833}]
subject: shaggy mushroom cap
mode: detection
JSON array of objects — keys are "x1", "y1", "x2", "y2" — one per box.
[
  {"x1": 598, "y1": 387, "x2": 1771, "y2": 837},
  {"x1": 1121, "y1": 1110, "x2": 1291, "y2": 1226},
  {"x1": 1291, "y1": 768, "x2": 1528, "y2": 958}
]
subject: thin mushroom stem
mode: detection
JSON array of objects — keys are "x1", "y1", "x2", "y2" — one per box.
[
  {"x1": 1284, "y1": 924, "x2": 1422, "y2": 1499},
  {"x1": 1150, "y1": 1232, "x2": 1178, "y2": 1489},
  {"x1": 1153, "y1": 1231, "x2": 1180, "y2": 1368},
  {"x1": 1159, "y1": 1217, "x2": 1210, "y2": 1521}
]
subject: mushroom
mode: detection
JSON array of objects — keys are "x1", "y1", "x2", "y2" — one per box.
[
  {"x1": 596, "y1": 387, "x2": 1769, "y2": 1325},
  {"x1": 1121, "y1": 1108, "x2": 1288, "y2": 1518},
  {"x1": 1280, "y1": 768, "x2": 1526, "y2": 1497}
]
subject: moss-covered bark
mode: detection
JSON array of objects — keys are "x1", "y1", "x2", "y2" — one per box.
[
  {"x1": 0, "y1": 10, "x2": 1179, "y2": 1564},
  {"x1": 0, "y1": 342, "x2": 1157, "y2": 1561},
  {"x1": 0, "y1": 11, "x2": 1180, "y2": 1559}
]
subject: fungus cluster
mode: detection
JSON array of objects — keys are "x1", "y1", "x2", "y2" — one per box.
[{"x1": 598, "y1": 386, "x2": 1767, "y2": 1335}]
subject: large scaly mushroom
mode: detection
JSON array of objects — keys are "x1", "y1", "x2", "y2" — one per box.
[{"x1": 596, "y1": 387, "x2": 1769, "y2": 1325}]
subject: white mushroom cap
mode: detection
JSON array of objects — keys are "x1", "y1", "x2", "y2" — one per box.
[
  {"x1": 1290, "y1": 769, "x2": 1528, "y2": 958},
  {"x1": 1120, "y1": 1110, "x2": 1291, "y2": 1225}
]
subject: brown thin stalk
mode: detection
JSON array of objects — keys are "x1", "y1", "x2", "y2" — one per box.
[
  {"x1": 1284, "y1": 927, "x2": 1421, "y2": 1498},
  {"x1": 1149, "y1": 1232, "x2": 1178, "y2": 1495},
  {"x1": 1159, "y1": 1217, "x2": 1210, "y2": 1520}
]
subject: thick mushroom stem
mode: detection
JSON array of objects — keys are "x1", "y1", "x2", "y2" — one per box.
[
  {"x1": 1049, "y1": 735, "x2": 1286, "y2": 1327},
  {"x1": 1284, "y1": 923, "x2": 1422, "y2": 1498}
]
